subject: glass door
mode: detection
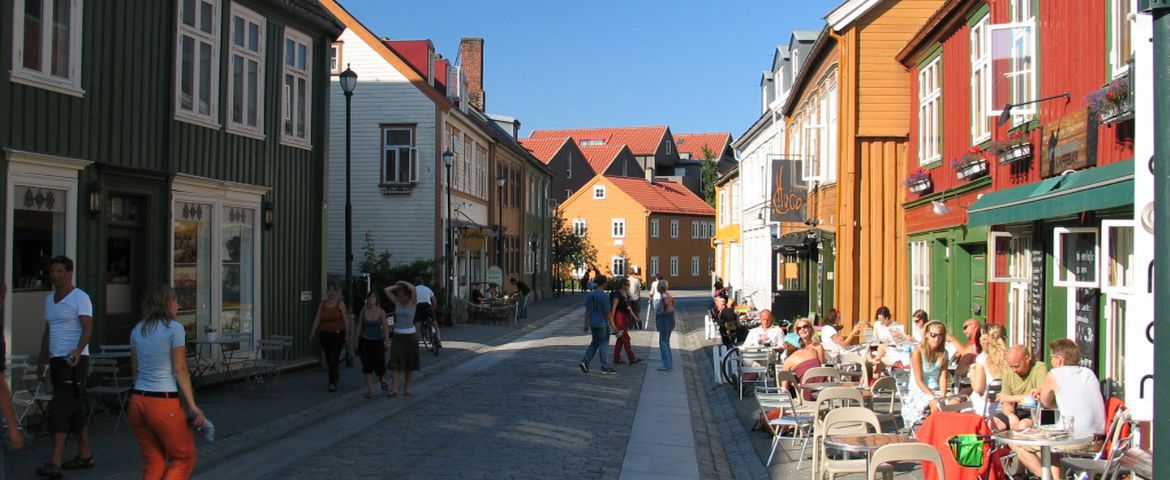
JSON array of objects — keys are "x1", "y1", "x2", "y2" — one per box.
[
  {"x1": 173, "y1": 202, "x2": 213, "y2": 344},
  {"x1": 221, "y1": 206, "x2": 256, "y2": 351}
]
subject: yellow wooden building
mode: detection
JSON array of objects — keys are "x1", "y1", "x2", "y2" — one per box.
[{"x1": 713, "y1": 167, "x2": 741, "y2": 293}]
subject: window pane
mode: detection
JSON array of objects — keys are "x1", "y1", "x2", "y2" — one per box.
[
  {"x1": 198, "y1": 42, "x2": 213, "y2": 115},
  {"x1": 296, "y1": 77, "x2": 306, "y2": 138},
  {"x1": 1059, "y1": 231, "x2": 1097, "y2": 284},
  {"x1": 387, "y1": 129, "x2": 411, "y2": 146},
  {"x1": 180, "y1": 36, "x2": 195, "y2": 111},
  {"x1": 232, "y1": 16, "x2": 244, "y2": 47},
  {"x1": 298, "y1": 43, "x2": 307, "y2": 70},
  {"x1": 283, "y1": 74, "x2": 293, "y2": 134},
  {"x1": 12, "y1": 186, "x2": 67, "y2": 291},
  {"x1": 50, "y1": 0, "x2": 70, "y2": 77},
  {"x1": 397, "y1": 150, "x2": 410, "y2": 183},
  {"x1": 23, "y1": 0, "x2": 43, "y2": 71},
  {"x1": 222, "y1": 207, "x2": 255, "y2": 351},
  {"x1": 181, "y1": 0, "x2": 195, "y2": 26},
  {"x1": 285, "y1": 39, "x2": 295, "y2": 66},
  {"x1": 1107, "y1": 225, "x2": 1133, "y2": 287},
  {"x1": 248, "y1": 22, "x2": 260, "y2": 52},
  {"x1": 231, "y1": 55, "x2": 244, "y2": 123},
  {"x1": 174, "y1": 202, "x2": 213, "y2": 344},
  {"x1": 246, "y1": 60, "x2": 258, "y2": 127},
  {"x1": 199, "y1": 0, "x2": 214, "y2": 34}
]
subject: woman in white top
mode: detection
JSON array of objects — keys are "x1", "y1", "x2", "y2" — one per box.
[
  {"x1": 968, "y1": 323, "x2": 1008, "y2": 416},
  {"x1": 128, "y1": 284, "x2": 204, "y2": 479}
]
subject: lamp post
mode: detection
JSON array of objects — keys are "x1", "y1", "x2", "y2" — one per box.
[
  {"x1": 339, "y1": 65, "x2": 357, "y2": 309},
  {"x1": 497, "y1": 174, "x2": 506, "y2": 271},
  {"x1": 443, "y1": 149, "x2": 454, "y2": 317}
]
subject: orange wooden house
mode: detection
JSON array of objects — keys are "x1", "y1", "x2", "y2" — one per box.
[
  {"x1": 780, "y1": 0, "x2": 945, "y2": 326},
  {"x1": 560, "y1": 176, "x2": 715, "y2": 289}
]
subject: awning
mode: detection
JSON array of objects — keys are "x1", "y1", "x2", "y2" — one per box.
[
  {"x1": 967, "y1": 159, "x2": 1133, "y2": 227},
  {"x1": 774, "y1": 229, "x2": 822, "y2": 254}
]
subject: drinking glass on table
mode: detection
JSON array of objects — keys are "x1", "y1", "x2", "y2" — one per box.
[{"x1": 1061, "y1": 414, "x2": 1075, "y2": 433}]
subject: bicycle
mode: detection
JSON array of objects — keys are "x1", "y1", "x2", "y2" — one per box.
[{"x1": 418, "y1": 317, "x2": 441, "y2": 356}]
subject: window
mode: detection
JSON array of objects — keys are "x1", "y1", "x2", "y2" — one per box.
[
  {"x1": 918, "y1": 56, "x2": 942, "y2": 166},
  {"x1": 718, "y1": 189, "x2": 729, "y2": 226},
  {"x1": 1110, "y1": 0, "x2": 1134, "y2": 77},
  {"x1": 669, "y1": 256, "x2": 679, "y2": 277},
  {"x1": 801, "y1": 99, "x2": 823, "y2": 180},
  {"x1": 970, "y1": 14, "x2": 992, "y2": 143},
  {"x1": 580, "y1": 139, "x2": 604, "y2": 146},
  {"x1": 989, "y1": 2, "x2": 1037, "y2": 124},
  {"x1": 650, "y1": 218, "x2": 659, "y2": 238},
  {"x1": 1054, "y1": 227, "x2": 1099, "y2": 288},
  {"x1": 11, "y1": 0, "x2": 83, "y2": 95},
  {"x1": 690, "y1": 221, "x2": 699, "y2": 239},
  {"x1": 330, "y1": 41, "x2": 342, "y2": 75},
  {"x1": 175, "y1": 0, "x2": 220, "y2": 125},
  {"x1": 611, "y1": 256, "x2": 626, "y2": 276},
  {"x1": 282, "y1": 28, "x2": 312, "y2": 146},
  {"x1": 990, "y1": 231, "x2": 1032, "y2": 283},
  {"x1": 1100, "y1": 221, "x2": 1133, "y2": 293},
  {"x1": 593, "y1": 185, "x2": 606, "y2": 199},
  {"x1": 611, "y1": 218, "x2": 625, "y2": 238},
  {"x1": 649, "y1": 256, "x2": 659, "y2": 276},
  {"x1": 381, "y1": 126, "x2": 417, "y2": 184},
  {"x1": 691, "y1": 256, "x2": 700, "y2": 276},
  {"x1": 670, "y1": 220, "x2": 679, "y2": 238},
  {"x1": 910, "y1": 240, "x2": 931, "y2": 313},
  {"x1": 11, "y1": 186, "x2": 68, "y2": 292},
  {"x1": 572, "y1": 219, "x2": 586, "y2": 237},
  {"x1": 227, "y1": 5, "x2": 264, "y2": 136}
]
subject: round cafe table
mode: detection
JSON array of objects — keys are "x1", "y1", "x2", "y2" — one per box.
[
  {"x1": 993, "y1": 430, "x2": 1094, "y2": 480},
  {"x1": 823, "y1": 433, "x2": 917, "y2": 474}
]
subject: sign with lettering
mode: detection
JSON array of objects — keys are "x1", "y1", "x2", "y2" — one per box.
[
  {"x1": 1073, "y1": 288, "x2": 1099, "y2": 372},
  {"x1": 1040, "y1": 108, "x2": 1097, "y2": 177},
  {"x1": 1029, "y1": 238, "x2": 1046, "y2": 358},
  {"x1": 768, "y1": 158, "x2": 807, "y2": 223}
]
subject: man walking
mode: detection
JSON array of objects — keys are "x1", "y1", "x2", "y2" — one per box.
[
  {"x1": 626, "y1": 272, "x2": 642, "y2": 329},
  {"x1": 510, "y1": 277, "x2": 531, "y2": 319},
  {"x1": 580, "y1": 275, "x2": 618, "y2": 375},
  {"x1": 36, "y1": 256, "x2": 94, "y2": 478}
]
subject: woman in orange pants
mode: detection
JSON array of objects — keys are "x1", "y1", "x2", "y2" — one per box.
[{"x1": 129, "y1": 284, "x2": 205, "y2": 479}]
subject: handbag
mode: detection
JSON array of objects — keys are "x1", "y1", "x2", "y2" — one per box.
[{"x1": 947, "y1": 434, "x2": 990, "y2": 468}]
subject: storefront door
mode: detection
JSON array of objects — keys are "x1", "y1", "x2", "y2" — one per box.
[{"x1": 104, "y1": 194, "x2": 149, "y2": 345}]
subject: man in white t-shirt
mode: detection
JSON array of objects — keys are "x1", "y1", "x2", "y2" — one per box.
[
  {"x1": 626, "y1": 274, "x2": 642, "y2": 329},
  {"x1": 35, "y1": 256, "x2": 94, "y2": 477},
  {"x1": 411, "y1": 278, "x2": 439, "y2": 340}
]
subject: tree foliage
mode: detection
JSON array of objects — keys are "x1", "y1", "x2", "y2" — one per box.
[
  {"x1": 551, "y1": 207, "x2": 597, "y2": 282},
  {"x1": 700, "y1": 145, "x2": 719, "y2": 207}
]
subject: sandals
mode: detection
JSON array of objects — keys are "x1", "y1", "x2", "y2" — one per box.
[
  {"x1": 62, "y1": 456, "x2": 95, "y2": 470},
  {"x1": 35, "y1": 463, "x2": 63, "y2": 479}
]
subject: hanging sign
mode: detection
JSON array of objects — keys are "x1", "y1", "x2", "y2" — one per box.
[{"x1": 768, "y1": 158, "x2": 807, "y2": 223}]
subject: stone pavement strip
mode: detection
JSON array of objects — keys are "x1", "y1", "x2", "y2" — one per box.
[{"x1": 618, "y1": 329, "x2": 700, "y2": 480}]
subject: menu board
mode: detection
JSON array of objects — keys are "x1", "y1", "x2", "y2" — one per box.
[
  {"x1": 1029, "y1": 239, "x2": 1046, "y2": 358},
  {"x1": 1073, "y1": 288, "x2": 1099, "y2": 372}
]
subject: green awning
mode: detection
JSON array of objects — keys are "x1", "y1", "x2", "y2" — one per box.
[{"x1": 967, "y1": 159, "x2": 1134, "y2": 227}]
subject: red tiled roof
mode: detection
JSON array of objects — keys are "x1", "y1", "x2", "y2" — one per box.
[
  {"x1": 518, "y1": 137, "x2": 572, "y2": 164},
  {"x1": 606, "y1": 176, "x2": 715, "y2": 216},
  {"x1": 674, "y1": 132, "x2": 730, "y2": 160},
  {"x1": 529, "y1": 126, "x2": 668, "y2": 156},
  {"x1": 579, "y1": 145, "x2": 626, "y2": 174}
]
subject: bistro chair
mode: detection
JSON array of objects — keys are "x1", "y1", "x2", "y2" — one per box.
[
  {"x1": 1059, "y1": 407, "x2": 1132, "y2": 479},
  {"x1": 738, "y1": 347, "x2": 771, "y2": 399},
  {"x1": 87, "y1": 358, "x2": 131, "y2": 431},
  {"x1": 12, "y1": 364, "x2": 52, "y2": 435},
  {"x1": 755, "y1": 388, "x2": 816, "y2": 468},
  {"x1": 870, "y1": 376, "x2": 898, "y2": 414},
  {"x1": 813, "y1": 406, "x2": 883, "y2": 480},
  {"x1": 868, "y1": 442, "x2": 946, "y2": 480}
]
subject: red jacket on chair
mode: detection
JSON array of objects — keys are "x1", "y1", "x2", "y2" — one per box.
[{"x1": 916, "y1": 411, "x2": 1006, "y2": 480}]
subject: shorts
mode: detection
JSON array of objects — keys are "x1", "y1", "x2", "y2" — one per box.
[{"x1": 48, "y1": 356, "x2": 90, "y2": 434}]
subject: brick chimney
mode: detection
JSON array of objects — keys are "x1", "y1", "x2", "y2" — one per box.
[{"x1": 459, "y1": 37, "x2": 485, "y2": 111}]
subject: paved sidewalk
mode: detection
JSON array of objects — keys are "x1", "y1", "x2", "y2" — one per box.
[{"x1": 619, "y1": 329, "x2": 700, "y2": 480}]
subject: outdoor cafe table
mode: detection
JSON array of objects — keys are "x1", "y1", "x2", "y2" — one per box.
[
  {"x1": 189, "y1": 336, "x2": 244, "y2": 384},
  {"x1": 823, "y1": 433, "x2": 917, "y2": 475},
  {"x1": 993, "y1": 429, "x2": 1094, "y2": 480}
]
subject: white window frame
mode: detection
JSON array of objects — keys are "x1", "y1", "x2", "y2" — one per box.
[
  {"x1": 330, "y1": 41, "x2": 343, "y2": 75},
  {"x1": 611, "y1": 218, "x2": 625, "y2": 238},
  {"x1": 1109, "y1": 0, "x2": 1135, "y2": 78},
  {"x1": 824, "y1": 83, "x2": 839, "y2": 183},
  {"x1": 174, "y1": 0, "x2": 221, "y2": 128},
  {"x1": 970, "y1": 13, "x2": 992, "y2": 144},
  {"x1": 281, "y1": 27, "x2": 313, "y2": 148},
  {"x1": 226, "y1": 4, "x2": 265, "y2": 138},
  {"x1": 988, "y1": 4, "x2": 1037, "y2": 124},
  {"x1": 1100, "y1": 220, "x2": 1134, "y2": 294},
  {"x1": 381, "y1": 126, "x2": 418, "y2": 184},
  {"x1": 1053, "y1": 227, "x2": 1100, "y2": 288},
  {"x1": 910, "y1": 240, "x2": 931, "y2": 313},
  {"x1": 670, "y1": 219, "x2": 679, "y2": 238},
  {"x1": 10, "y1": 0, "x2": 84, "y2": 96},
  {"x1": 669, "y1": 256, "x2": 679, "y2": 277},
  {"x1": 989, "y1": 231, "x2": 1033, "y2": 283},
  {"x1": 691, "y1": 256, "x2": 700, "y2": 276},
  {"x1": 801, "y1": 101, "x2": 825, "y2": 181},
  {"x1": 593, "y1": 184, "x2": 606, "y2": 199},
  {"x1": 918, "y1": 56, "x2": 942, "y2": 166},
  {"x1": 649, "y1": 256, "x2": 659, "y2": 276},
  {"x1": 572, "y1": 219, "x2": 586, "y2": 237},
  {"x1": 650, "y1": 218, "x2": 659, "y2": 238},
  {"x1": 611, "y1": 256, "x2": 626, "y2": 277},
  {"x1": 690, "y1": 221, "x2": 698, "y2": 239}
]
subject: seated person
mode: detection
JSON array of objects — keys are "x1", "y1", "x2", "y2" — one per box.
[
  {"x1": 901, "y1": 320, "x2": 951, "y2": 428},
  {"x1": 743, "y1": 310, "x2": 784, "y2": 349},
  {"x1": 968, "y1": 324, "x2": 1008, "y2": 416},
  {"x1": 948, "y1": 318, "x2": 983, "y2": 381},
  {"x1": 792, "y1": 317, "x2": 825, "y2": 364},
  {"x1": 993, "y1": 345, "x2": 1050, "y2": 431},
  {"x1": 1011, "y1": 339, "x2": 1105, "y2": 479},
  {"x1": 870, "y1": 309, "x2": 922, "y2": 376},
  {"x1": 780, "y1": 333, "x2": 824, "y2": 401},
  {"x1": 712, "y1": 297, "x2": 744, "y2": 347},
  {"x1": 817, "y1": 308, "x2": 865, "y2": 359},
  {"x1": 470, "y1": 284, "x2": 485, "y2": 304}
]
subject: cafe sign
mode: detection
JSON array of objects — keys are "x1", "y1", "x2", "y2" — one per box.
[
  {"x1": 1040, "y1": 108, "x2": 1097, "y2": 178},
  {"x1": 458, "y1": 227, "x2": 488, "y2": 251},
  {"x1": 768, "y1": 157, "x2": 807, "y2": 223}
]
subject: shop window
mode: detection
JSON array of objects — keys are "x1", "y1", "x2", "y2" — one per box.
[
  {"x1": 1101, "y1": 220, "x2": 1134, "y2": 293},
  {"x1": 173, "y1": 202, "x2": 214, "y2": 342},
  {"x1": 11, "y1": 186, "x2": 66, "y2": 291},
  {"x1": 1054, "y1": 227, "x2": 1099, "y2": 288},
  {"x1": 989, "y1": 231, "x2": 1031, "y2": 282},
  {"x1": 1105, "y1": 296, "x2": 1127, "y2": 396},
  {"x1": 221, "y1": 207, "x2": 255, "y2": 342}
]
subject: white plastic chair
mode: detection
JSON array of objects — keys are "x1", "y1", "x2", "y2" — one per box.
[
  {"x1": 738, "y1": 347, "x2": 771, "y2": 399},
  {"x1": 813, "y1": 407, "x2": 883, "y2": 480},
  {"x1": 868, "y1": 442, "x2": 946, "y2": 480},
  {"x1": 870, "y1": 376, "x2": 898, "y2": 414}
]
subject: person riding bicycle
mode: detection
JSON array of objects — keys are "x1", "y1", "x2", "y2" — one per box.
[{"x1": 409, "y1": 278, "x2": 439, "y2": 340}]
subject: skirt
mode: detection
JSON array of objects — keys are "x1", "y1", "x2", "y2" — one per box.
[{"x1": 388, "y1": 332, "x2": 420, "y2": 372}]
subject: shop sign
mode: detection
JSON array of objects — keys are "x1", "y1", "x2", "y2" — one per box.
[
  {"x1": 459, "y1": 227, "x2": 487, "y2": 251},
  {"x1": 487, "y1": 266, "x2": 503, "y2": 286},
  {"x1": 768, "y1": 159, "x2": 806, "y2": 223},
  {"x1": 1040, "y1": 109, "x2": 1097, "y2": 177}
]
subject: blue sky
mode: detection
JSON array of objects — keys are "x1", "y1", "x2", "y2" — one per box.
[{"x1": 338, "y1": 0, "x2": 842, "y2": 138}]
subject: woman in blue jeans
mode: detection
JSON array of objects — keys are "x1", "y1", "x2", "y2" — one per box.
[{"x1": 653, "y1": 280, "x2": 676, "y2": 371}]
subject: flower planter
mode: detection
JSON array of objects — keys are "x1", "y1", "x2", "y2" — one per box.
[
  {"x1": 1099, "y1": 100, "x2": 1134, "y2": 125},
  {"x1": 907, "y1": 178, "x2": 933, "y2": 194},
  {"x1": 997, "y1": 143, "x2": 1032, "y2": 165},
  {"x1": 955, "y1": 158, "x2": 989, "y2": 180}
]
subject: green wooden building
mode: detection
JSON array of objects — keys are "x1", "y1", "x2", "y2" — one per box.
[{"x1": 1, "y1": 0, "x2": 342, "y2": 359}]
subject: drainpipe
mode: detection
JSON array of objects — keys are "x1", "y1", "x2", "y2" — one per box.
[{"x1": 1150, "y1": 0, "x2": 1170, "y2": 471}]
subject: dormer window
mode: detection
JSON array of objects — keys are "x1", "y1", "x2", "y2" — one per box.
[{"x1": 581, "y1": 139, "x2": 604, "y2": 146}]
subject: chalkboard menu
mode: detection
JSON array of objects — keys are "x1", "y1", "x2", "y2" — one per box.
[
  {"x1": 1073, "y1": 288, "x2": 1099, "y2": 372},
  {"x1": 1029, "y1": 240, "x2": 1046, "y2": 358}
]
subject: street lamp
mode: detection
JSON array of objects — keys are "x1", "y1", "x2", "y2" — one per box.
[
  {"x1": 497, "y1": 174, "x2": 506, "y2": 271},
  {"x1": 443, "y1": 148, "x2": 454, "y2": 316},
  {"x1": 340, "y1": 65, "x2": 357, "y2": 310}
]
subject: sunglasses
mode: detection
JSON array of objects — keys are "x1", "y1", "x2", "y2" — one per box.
[
  {"x1": 797, "y1": 325, "x2": 812, "y2": 330},
  {"x1": 928, "y1": 332, "x2": 944, "y2": 339}
]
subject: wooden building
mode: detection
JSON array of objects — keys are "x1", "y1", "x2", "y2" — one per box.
[{"x1": 713, "y1": 167, "x2": 741, "y2": 295}]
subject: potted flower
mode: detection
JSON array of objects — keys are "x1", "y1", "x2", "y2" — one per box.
[
  {"x1": 1086, "y1": 76, "x2": 1133, "y2": 125},
  {"x1": 987, "y1": 129, "x2": 1033, "y2": 165},
  {"x1": 951, "y1": 146, "x2": 990, "y2": 180},
  {"x1": 903, "y1": 168, "x2": 932, "y2": 194},
  {"x1": 204, "y1": 326, "x2": 217, "y2": 342}
]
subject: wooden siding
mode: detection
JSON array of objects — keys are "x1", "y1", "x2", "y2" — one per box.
[
  {"x1": 652, "y1": 213, "x2": 716, "y2": 289},
  {"x1": 546, "y1": 143, "x2": 593, "y2": 202},
  {"x1": 855, "y1": 0, "x2": 947, "y2": 137}
]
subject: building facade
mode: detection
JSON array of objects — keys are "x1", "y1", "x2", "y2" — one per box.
[
  {"x1": 713, "y1": 168, "x2": 741, "y2": 295},
  {"x1": 518, "y1": 136, "x2": 592, "y2": 203}
]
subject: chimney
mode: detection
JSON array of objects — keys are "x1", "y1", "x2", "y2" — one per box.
[{"x1": 459, "y1": 38, "x2": 485, "y2": 111}]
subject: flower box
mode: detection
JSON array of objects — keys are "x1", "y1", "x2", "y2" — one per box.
[
  {"x1": 907, "y1": 178, "x2": 933, "y2": 194},
  {"x1": 997, "y1": 143, "x2": 1032, "y2": 165},
  {"x1": 955, "y1": 158, "x2": 989, "y2": 180},
  {"x1": 1099, "y1": 99, "x2": 1134, "y2": 125},
  {"x1": 1088, "y1": 73, "x2": 1134, "y2": 125}
]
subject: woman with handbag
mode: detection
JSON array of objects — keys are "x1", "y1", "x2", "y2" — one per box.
[
  {"x1": 352, "y1": 291, "x2": 389, "y2": 399},
  {"x1": 385, "y1": 281, "x2": 420, "y2": 397},
  {"x1": 128, "y1": 284, "x2": 204, "y2": 479},
  {"x1": 610, "y1": 279, "x2": 641, "y2": 365}
]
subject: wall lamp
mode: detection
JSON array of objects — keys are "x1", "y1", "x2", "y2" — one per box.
[
  {"x1": 262, "y1": 200, "x2": 274, "y2": 230},
  {"x1": 87, "y1": 181, "x2": 103, "y2": 217},
  {"x1": 996, "y1": 92, "x2": 1070, "y2": 126}
]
